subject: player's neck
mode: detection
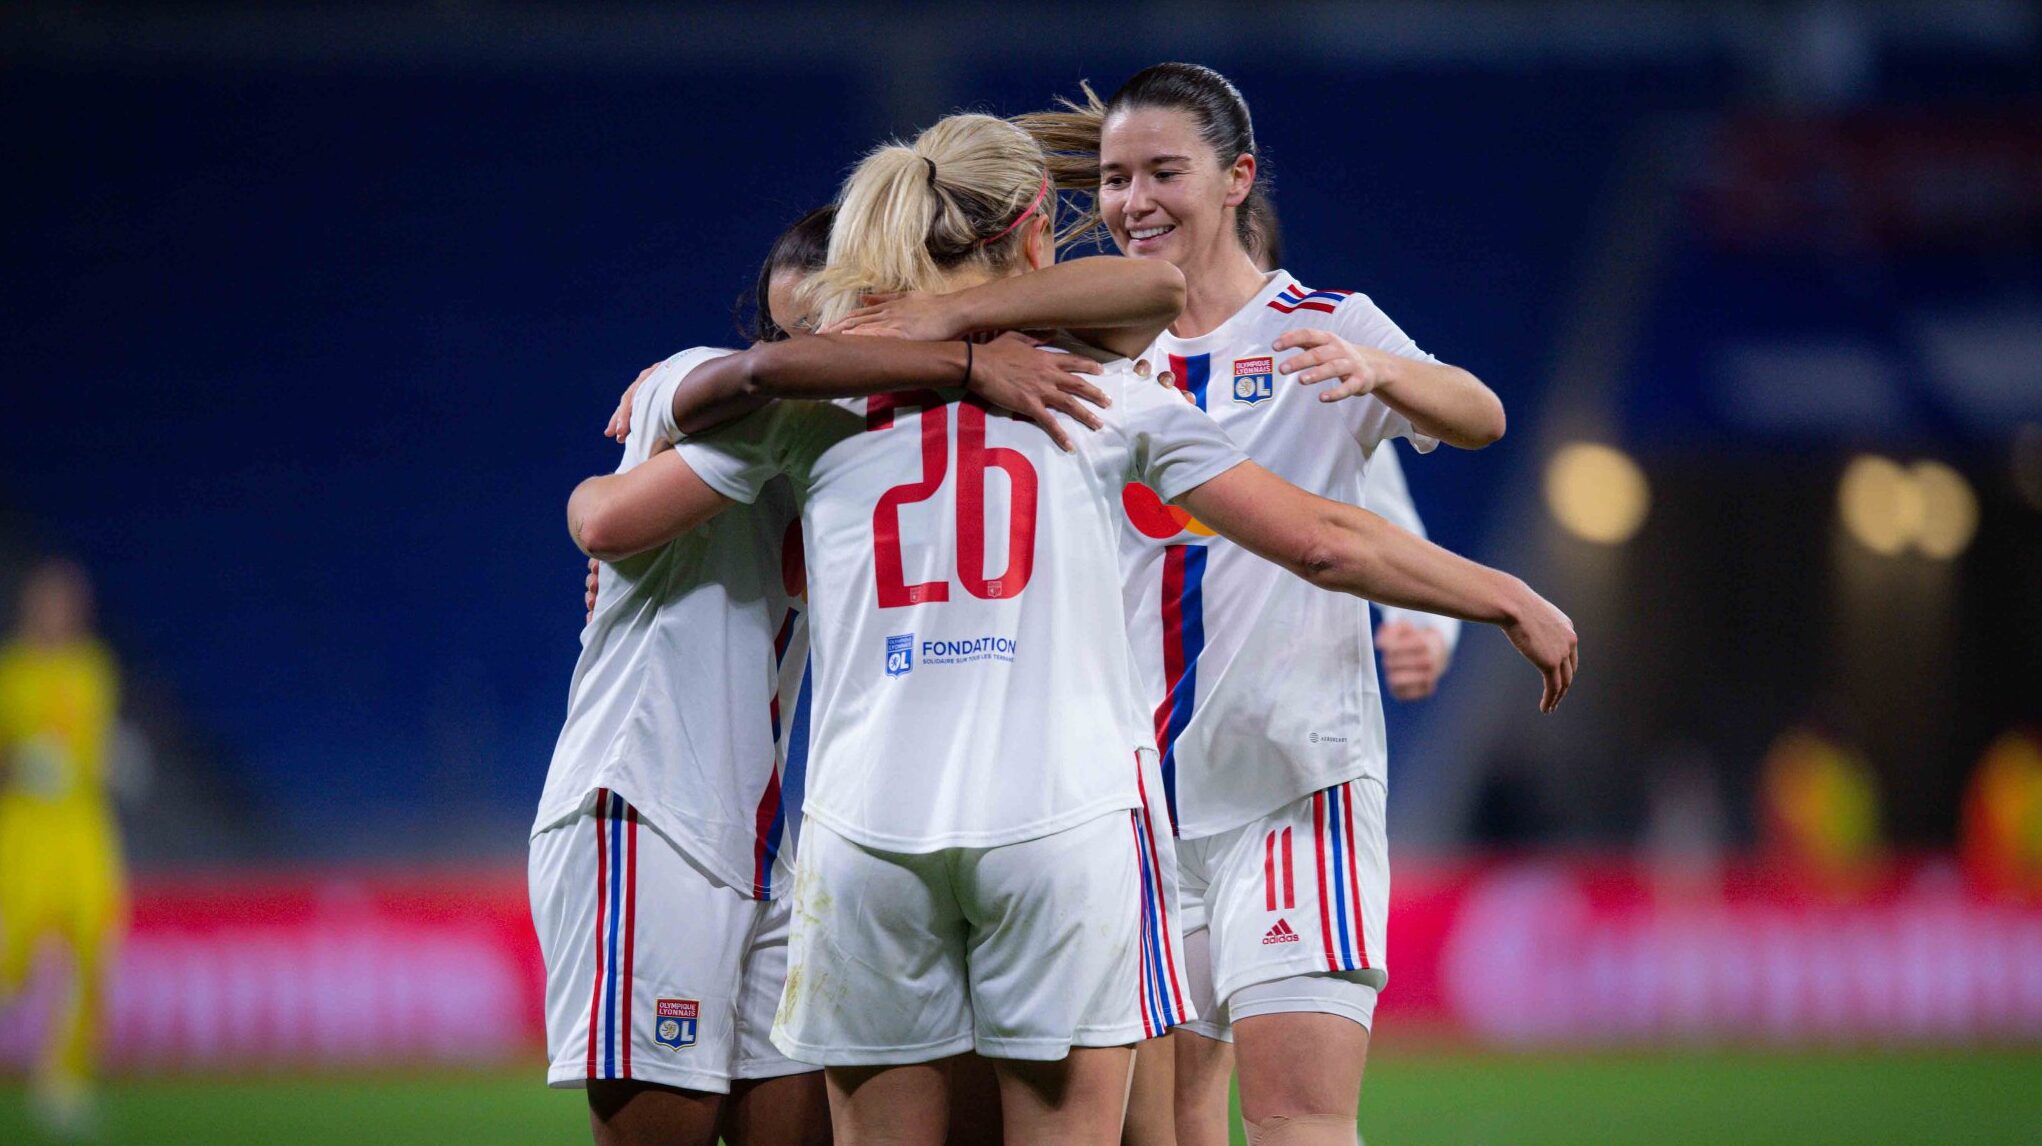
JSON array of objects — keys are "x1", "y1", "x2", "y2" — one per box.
[
  {"x1": 938, "y1": 266, "x2": 1005, "y2": 296},
  {"x1": 1170, "y1": 246, "x2": 1267, "y2": 340}
]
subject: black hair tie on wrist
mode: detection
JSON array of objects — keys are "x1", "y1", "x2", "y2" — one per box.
[
  {"x1": 963, "y1": 339, "x2": 974, "y2": 388},
  {"x1": 923, "y1": 156, "x2": 938, "y2": 188}
]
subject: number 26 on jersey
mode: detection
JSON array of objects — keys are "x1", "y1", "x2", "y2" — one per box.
[{"x1": 867, "y1": 392, "x2": 1039, "y2": 608}]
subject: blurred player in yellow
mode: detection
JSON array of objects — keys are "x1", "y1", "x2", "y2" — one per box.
[{"x1": 0, "y1": 560, "x2": 125, "y2": 1137}]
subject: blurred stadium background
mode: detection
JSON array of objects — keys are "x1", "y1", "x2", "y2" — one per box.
[{"x1": 3, "y1": 1, "x2": 2040, "y2": 1142}]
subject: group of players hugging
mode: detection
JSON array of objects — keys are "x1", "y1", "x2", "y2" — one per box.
[{"x1": 532, "y1": 63, "x2": 1577, "y2": 1146}]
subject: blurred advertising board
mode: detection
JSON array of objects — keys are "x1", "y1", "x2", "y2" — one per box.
[
  {"x1": 1387, "y1": 858, "x2": 2042, "y2": 1043},
  {"x1": 3, "y1": 859, "x2": 2036, "y2": 1072},
  {"x1": 1, "y1": 871, "x2": 544, "y2": 1073}
]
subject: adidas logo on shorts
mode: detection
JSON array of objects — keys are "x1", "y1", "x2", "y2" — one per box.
[{"x1": 1262, "y1": 918, "x2": 1300, "y2": 945}]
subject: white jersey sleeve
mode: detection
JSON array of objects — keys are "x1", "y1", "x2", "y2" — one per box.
[
  {"x1": 1116, "y1": 376, "x2": 1250, "y2": 501},
  {"x1": 1360, "y1": 443, "x2": 1462, "y2": 653},
  {"x1": 673, "y1": 404, "x2": 795, "y2": 507},
  {"x1": 1326, "y1": 292, "x2": 1442, "y2": 456},
  {"x1": 635, "y1": 347, "x2": 733, "y2": 462}
]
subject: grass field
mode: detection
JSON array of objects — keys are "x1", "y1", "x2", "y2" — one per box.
[{"x1": 4, "y1": 1049, "x2": 2039, "y2": 1145}]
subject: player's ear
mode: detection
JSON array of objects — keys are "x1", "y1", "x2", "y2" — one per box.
[
  {"x1": 1223, "y1": 153, "x2": 1255, "y2": 209},
  {"x1": 1022, "y1": 214, "x2": 1053, "y2": 272}
]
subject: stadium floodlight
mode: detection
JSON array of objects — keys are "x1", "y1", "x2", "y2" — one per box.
[
  {"x1": 1838, "y1": 455, "x2": 1978, "y2": 559},
  {"x1": 1544, "y1": 441, "x2": 1651, "y2": 545},
  {"x1": 1911, "y1": 460, "x2": 1978, "y2": 560},
  {"x1": 1838, "y1": 454, "x2": 1923, "y2": 556}
]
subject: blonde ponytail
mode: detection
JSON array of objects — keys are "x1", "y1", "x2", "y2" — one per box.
[{"x1": 809, "y1": 113, "x2": 1056, "y2": 330}]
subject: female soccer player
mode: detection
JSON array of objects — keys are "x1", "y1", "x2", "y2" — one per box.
[
  {"x1": 0, "y1": 560, "x2": 126, "y2": 1138},
  {"x1": 530, "y1": 205, "x2": 832, "y2": 1146},
  {"x1": 567, "y1": 111, "x2": 1572, "y2": 1146},
  {"x1": 1010, "y1": 64, "x2": 1500, "y2": 1146}
]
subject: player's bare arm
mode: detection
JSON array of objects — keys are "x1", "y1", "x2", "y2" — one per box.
[
  {"x1": 828, "y1": 254, "x2": 1187, "y2": 359},
  {"x1": 608, "y1": 336, "x2": 1109, "y2": 452},
  {"x1": 673, "y1": 332, "x2": 1111, "y2": 451},
  {"x1": 1272, "y1": 327, "x2": 1507, "y2": 448},
  {"x1": 568, "y1": 449, "x2": 737, "y2": 562},
  {"x1": 1180, "y1": 461, "x2": 1576, "y2": 711}
]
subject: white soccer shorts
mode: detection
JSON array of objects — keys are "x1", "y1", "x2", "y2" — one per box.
[
  {"x1": 770, "y1": 803, "x2": 1193, "y2": 1066},
  {"x1": 529, "y1": 788, "x2": 817, "y2": 1092},
  {"x1": 1174, "y1": 777, "x2": 1388, "y2": 1040}
]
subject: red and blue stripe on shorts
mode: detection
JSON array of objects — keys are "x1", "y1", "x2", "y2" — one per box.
[
  {"x1": 586, "y1": 787, "x2": 638, "y2": 1080},
  {"x1": 1130, "y1": 762, "x2": 1189, "y2": 1038},
  {"x1": 1310, "y1": 782, "x2": 1371, "y2": 972}
]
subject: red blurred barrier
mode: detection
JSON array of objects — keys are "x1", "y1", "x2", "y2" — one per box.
[
  {"x1": 2, "y1": 869, "x2": 545, "y2": 1073},
  {"x1": 1383, "y1": 857, "x2": 2042, "y2": 1043},
  {"x1": 3, "y1": 858, "x2": 2037, "y2": 1073}
]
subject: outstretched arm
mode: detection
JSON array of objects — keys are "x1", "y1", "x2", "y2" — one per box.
[
  {"x1": 568, "y1": 448, "x2": 738, "y2": 562},
  {"x1": 828, "y1": 256, "x2": 1187, "y2": 361},
  {"x1": 1180, "y1": 462, "x2": 1576, "y2": 712}
]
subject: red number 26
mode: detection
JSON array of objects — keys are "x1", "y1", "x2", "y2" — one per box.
[{"x1": 867, "y1": 392, "x2": 1038, "y2": 609}]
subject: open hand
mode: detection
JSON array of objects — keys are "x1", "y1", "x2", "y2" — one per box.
[
  {"x1": 1501, "y1": 582, "x2": 1578, "y2": 713},
  {"x1": 968, "y1": 332, "x2": 1110, "y2": 453},
  {"x1": 825, "y1": 291, "x2": 970, "y2": 342},
  {"x1": 1274, "y1": 329, "x2": 1401, "y2": 402}
]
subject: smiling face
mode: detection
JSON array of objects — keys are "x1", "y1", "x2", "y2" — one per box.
[{"x1": 1098, "y1": 105, "x2": 1255, "y2": 269}]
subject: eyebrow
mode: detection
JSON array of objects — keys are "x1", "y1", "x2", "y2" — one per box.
[{"x1": 1101, "y1": 153, "x2": 1197, "y2": 172}]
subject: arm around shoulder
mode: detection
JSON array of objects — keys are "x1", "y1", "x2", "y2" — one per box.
[{"x1": 667, "y1": 337, "x2": 977, "y2": 436}]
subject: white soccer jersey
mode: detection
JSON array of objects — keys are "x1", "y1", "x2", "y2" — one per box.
[
  {"x1": 534, "y1": 347, "x2": 808, "y2": 900},
  {"x1": 679, "y1": 360, "x2": 1247, "y2": 853},
  {"x1": 1119, "y1": 272, "x2": 1442, "y2": 839}
]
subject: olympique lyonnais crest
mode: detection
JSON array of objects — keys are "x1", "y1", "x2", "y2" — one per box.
[
  {"x1": 886, "y1": 633, "x2": 914, "y2": 677},
  {"x1": 654, "y1": 998, "x2": 700, "y2": 1050},
  {"x1": 1231, "y1": 356, "x2": 1274, "y2": 405}
]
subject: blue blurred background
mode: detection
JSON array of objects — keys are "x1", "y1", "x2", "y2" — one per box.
[{"x1": 8, "y1": 1, "x2": 2035, "y2": 863}]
